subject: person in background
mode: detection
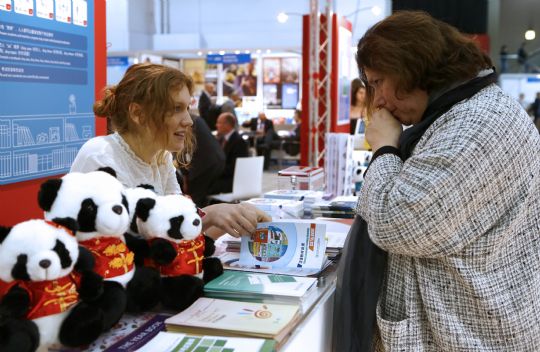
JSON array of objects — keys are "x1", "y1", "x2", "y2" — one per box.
[
  {"x1": 518, "y1": 92, "x2": 529, "y2": 110},
  {"x1": 282, "y1": 109, "x2": 301, "y2": 156},
  {"x1": 242, "y1": 112, "x2": 278, "y2": 170},
  {"x1": 349, "y1": 78, "x2": 367, "y2": 135},
  {"x1": 210, "y1": 112, "x2": 249, "y2": 194},
  {"x1": 517, "y1": 41, "x2": 529, "y2": 73},
  {"x1": 529, "y1": 91, "x2": 540, "y2": 132},
  {"x1": 71, "y1": 63, "x2": 270, "y2": 238},
  {"x1": 499, "y1": 44, "x2": 508, "y2": 73},
  {"x1": 335, "y1": 11, "x2": 540, "y2": 351},
  {"x1": 198, "y1": 82, "x2": 222, "y2": 131},
  {"x1": 197, "y1": 82, "x2": 214, "y2": 123},
  {"x1": 178, "y1": 114, "x2": 225, "y2": 207}
]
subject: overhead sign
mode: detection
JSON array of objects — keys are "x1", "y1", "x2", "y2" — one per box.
[
  {"x1": 107, "y1": 56, "x2": 129, "y2": 66},
  {"x1": 0, "y1": 0, "x2": 95, "y2": 185},
  {"x1": 206, "y1": 53, "x2": 251, "y2": 65}
]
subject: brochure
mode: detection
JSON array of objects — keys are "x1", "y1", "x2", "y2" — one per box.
[{"x1": 223, "y1": 220, "x2": 327, "y2": 276}]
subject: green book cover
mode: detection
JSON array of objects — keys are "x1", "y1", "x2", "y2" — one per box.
[
  {"x1": 204, "y1": 270, "x2": 317, "y2": 299},
  {"x1": 137, "y1": 331, "x2": 276, "y2": 352}
]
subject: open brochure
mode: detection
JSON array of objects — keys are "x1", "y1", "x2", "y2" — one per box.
[{"x1": 219, "y1": 220, "x2": 328, "y2": 276}]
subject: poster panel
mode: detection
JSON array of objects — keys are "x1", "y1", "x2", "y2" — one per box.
[
  {"x1": 263, "y1": 58, "x2": 280, "y2": 84},
  {"x1": 0, "y1": 0, "x2": 94, "y2": 184},
  {"x1": 183, "y1": 58, "x2": 205, "y2": 95}
]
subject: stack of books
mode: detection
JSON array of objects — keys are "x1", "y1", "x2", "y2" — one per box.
[
  {"x1": 311, "y1": 195, "x2": 358, "y2": 219},
  {"x1": 165, "y1": 297, "x2": 301, "y2": 349},
  {"x1": 243, "y1": 197, "x2": 304, "y2": 219},
  {"x1": 263, "y1": 189, "x2": 325, "y2": 215},
  {"x1": 204, "y1": 270, "x2": 318, "y2": 306}
]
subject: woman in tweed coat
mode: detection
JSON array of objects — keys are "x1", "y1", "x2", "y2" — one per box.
[{"x1": 356, "y1": 11, "x2": 540, "y2": 351}]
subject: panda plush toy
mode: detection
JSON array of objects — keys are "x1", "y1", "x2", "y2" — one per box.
[
  {"x1": 0, "y1": 219, "x2": 105, "y2": 351},
  {"x1": 37, "y1": 168, "x2": 161, "y2": 327},
  {"x1": 129, "y1": 194, "x2": 223, "y2": 311}
]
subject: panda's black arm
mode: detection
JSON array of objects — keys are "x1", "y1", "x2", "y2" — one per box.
[
  {"x1": 0, "y1": 285, "x2": 31, "y2": 319},
  {"x1": 149, "y1": 239, "x2": 177, "y2": 265},
  {"x1": 77, "y1": 271, "x2": 104, "y2": 302},
  {"x1": 203, "y1": 235, "x2": 216, "y2": 257},
  {"x1": 75, "y1": 246, "x2": 95, "y2": 272},
  {"x1": 124, "y1": 233, "x2": 150, "y2": 266}
]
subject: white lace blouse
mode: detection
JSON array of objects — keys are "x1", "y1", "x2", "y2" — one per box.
[{"x1": 70, "y1": 133, "x2": 181, "y2": 195}]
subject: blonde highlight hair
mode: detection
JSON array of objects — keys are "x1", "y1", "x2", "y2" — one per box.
[{"x1": 94, "y1": 63, "x2": 195, "y2": 167}]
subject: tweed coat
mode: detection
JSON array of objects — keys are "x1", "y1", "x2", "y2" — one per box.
[{"x1": 357, "y1": 84, "x2": 540, "y2": 351}]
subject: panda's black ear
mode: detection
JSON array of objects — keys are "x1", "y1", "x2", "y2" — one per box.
[
  {"x1": 137, "y1": 184, "x2": 155, "y2": 191},
  {"x1": 135, "y1": 198, "x2": 156, "y2": 222},
  {"x1": 38, "y1": 178, "x2": 62, "y2": 211},
  {"x1": 0, "y1": 226, "x2": 11, "y2": 244},
  {"x1": 52, "y1": 217, "x2": 79, "y2": 233},
  {"x1": 97, "y1": 166, "x2": 117, "y2": 178}
]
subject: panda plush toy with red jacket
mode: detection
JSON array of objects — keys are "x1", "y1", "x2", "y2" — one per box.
[
  {"x1": 37, "y1": 168, "x2": 161, "y2": 327},
  {"x1": 127, "y1": 193, "x2": 223, "y2": 311},
  {"x1": 0, "y1": 219, "x2": 105, "y2": 351}
]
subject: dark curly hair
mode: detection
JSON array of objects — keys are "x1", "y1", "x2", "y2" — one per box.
[{"x1": 356, "y1": 10, "x2": 492, "y2": 114}]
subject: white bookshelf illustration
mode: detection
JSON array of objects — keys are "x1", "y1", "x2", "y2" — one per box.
[
  {"x1": 1, "y1": 114, "x2": 94, "y2": 183},
  {"x1": 65, "y1": 122, "x2": 80, "y2": 141},
  {"x1": 0, "y1": 152, "x2": 11, "y2": 178},
  {"x1": 0, "y1": 120, "x2": 11, "y2": 149},
  {"x1": 14, "y1": 122, "x2": 35, "y2": 146}
]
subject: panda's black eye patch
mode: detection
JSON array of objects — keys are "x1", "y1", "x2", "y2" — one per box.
[
  {"x1": 122, "y1": 194, "x2": 129, "y2": 214},
  {"x1": 12, "y1": 254, "x2": 30, "y2": 281},
  {"x1": 78, "y1": 198, "x2": 97, "y2": 232},
  {"x1": 168, "y1": 215, "x2": 184, "y2": 239},
  {"x1": 53, "y1": 239, "x2": 73, "y2": 269}
]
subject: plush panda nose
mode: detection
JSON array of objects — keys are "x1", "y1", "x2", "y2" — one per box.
[
  {"x1": 112, "y1": 205, "x2": 123, "y2": 215},
  {"x1": 39, "y1": 259, "x2": 51, "y2": 269},
  {"x1": 192, "y1": 219, "x2": 200, "y2": 226}
]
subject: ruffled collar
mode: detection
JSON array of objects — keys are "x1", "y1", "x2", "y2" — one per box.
[{"x1": 112, "y1": 132, "x2": 158, "y2": 168}]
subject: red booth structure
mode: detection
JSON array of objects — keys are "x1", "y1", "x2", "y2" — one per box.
[
  {"x1": 0, "y1": 0, "x2": 107, "y2": 225},
  {"x1": 301, "y1": 11, "x2": 352, "y2": 167}
]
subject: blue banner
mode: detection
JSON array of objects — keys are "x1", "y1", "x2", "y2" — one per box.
[
  {"x1": 0, "y1": 1, "x2": 95, "y2": 185},
  {"x1": 206, "y1": 53, "x2": 251, "y2": 64},
  {"x1": 107, "y1": 56, "x2": 128, "y2": 66}
]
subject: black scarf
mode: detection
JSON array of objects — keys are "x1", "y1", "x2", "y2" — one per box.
[{"x1": 333, "y1": 70, "x2": 497, "y2": 352}]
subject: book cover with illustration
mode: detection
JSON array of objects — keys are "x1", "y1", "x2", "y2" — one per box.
[
  {"x1": 234, "y1": 221, "x2": 327, "y2": 274},
  {"x1": 165, "y1": 298, "x2": 300, "y2": 343}
]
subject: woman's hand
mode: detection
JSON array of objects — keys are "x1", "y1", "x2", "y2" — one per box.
[
  {"x1": 365, "y1": 108, "x2": 403, "y2": 152},
  {"x1": 202, "y1": 203, "x2": 271, "y2": 238}
]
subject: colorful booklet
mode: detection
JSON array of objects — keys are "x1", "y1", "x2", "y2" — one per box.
[
  {"x1": 165, "y1": 298, "x2": 300, "y2": 348},
  {"x1": 221, "y1": 220, "x2": 327, "y2": 276},
  {"x1": 137, "y1": 331, "x2": 276, "y2": 352},
  {"x1": 204, "y1": 270, "x2": 317, "y2": 305}
]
